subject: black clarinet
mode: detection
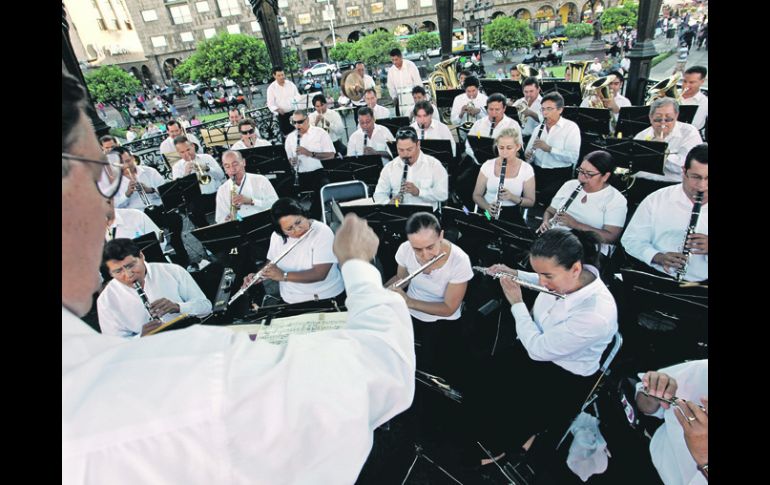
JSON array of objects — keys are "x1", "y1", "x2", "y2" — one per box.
[
  {"x1": 489, "y1": 119, "x2": 496, "y2": 137},
  {"x1": 396, "y1": 161, "x2": 410, "y2": 204},
  {"x1": 363, "y1": 132, "x2": 368, "y2": 152},
  {"x1": 675, "y1": 191, "x2": 704, "y2": 282},
  {"x1": 294, "y1": 131, "x2": 301, "y2": 187},
  {"x1": 528, "y1": 120, "x2": 547, "y2": 162},
  {"x1": 492, "y1": 157, "x2": 507, "y2": 220},
  {"x1": 419, "y1": 123, "x2": 425, "y2": 141},
  {"x1": 133, "y1": 281, "x2": 155, "y2": 320},
  {"x1": 544, "y1": 183, "x2": 583, "y2": 232}
]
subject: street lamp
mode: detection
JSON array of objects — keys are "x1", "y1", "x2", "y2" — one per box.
[
  {"x1": 463, "y1": 0, "x2": 492, "y2": 74},
  {"x1": 279, "y1": 17, "x2": 300, "y2": 84},
  {"x1": 317, "y1": 0, "x2": 337, "y2": 48}
]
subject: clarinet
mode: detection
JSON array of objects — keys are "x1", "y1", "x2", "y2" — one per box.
[
  {"x1": 419, "y1": 123, "x2": 425, "y2": 141},
  {"x1": 396, "y1": 160, "x2": 410, "y2": 205},
  {"x1": 293, "y1": 131, "x2": 301, "y2": 187},
  {"x1": 489, "y1": 119, "x2": 496, "y2": 137},
  {"x1": 675, "y1": 191, "x2": 704, "y2": 282},
  {"x1": 363, "y1": 132, "x2": 368, "y2": 153},
  {"x1": 492, "y1": 157, "x2": 508, "y2": 220},
  {"x1": 527, "y1": 120, "x2": 547, "y2": 163},
  {"x1": 133, "y1": 281, "x2": 156, "y2": 321},
  {"x1": 544, "y1": 183, "x2": 583, "y2": 232}
]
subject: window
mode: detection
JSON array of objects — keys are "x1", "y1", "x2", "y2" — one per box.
[
  {"x1": 204, "y1": 28, "x2": 217, "y2": 39},
  {"x1": 141, "y1": 10, "x2": 158, "y2": 22},
  {"x1": 96, "y1": 18, "x2": 108, "y2": 30},
  {"x1": 396, "y1": 0, "x2": 408, "y2": 10},
  {"x1": 151, "y1": 36, "x2": 168, "y2": 48},
  {"x1": 251, "y1": 21, "x2": 260, "y2": 32},
  {"x1": 196, "y1": 1, "x2": 210, "y2": 13},
  {"x1": 420, "y1": 0, "x2": 432, "y2": 6},
  {"x1": 180, "y1": 32, "x2": 195, "y2": 42},
  {"x1": 278, "y1": 0, "x2": 288, "y2": 8},
  {"x1": 169, "y1": 5, "x2": 193, "y2": 24},
  {"x1": 217, "y1": 0, "x2": 240, "y2": 17},
  {"x1": 227, "y1": 24, "x2": 241, "y2": 34},
  {"x1": 297, "y1": 13, "x2": 311, "y2": 25},
  {"x1": 346, "y1": 6, "x2": 360, "y2": 17}
]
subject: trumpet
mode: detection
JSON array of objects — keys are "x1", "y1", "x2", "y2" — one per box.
[
  {"x1": 675, "y1": 191, "x2": 704, "y2": 282},
  {"x1": 315, "y1": 112, "x2": 331, "y2": 132},
  {"x1": 228, "y1": 226, "x2": 315, "y2": 305},
  {"x1": 128, "y1": 169, "x2": 151, "y2": 206},
  {"x1": 390, "y1": 252, "x2": 447, "y2": 289},
  {"x1": 192, "y1": 158, "x2": 212, "y2": 185},
  {"x1": 461, "y1": 100, "x2": 476, "y2": 130},
  {"x1": 472, "y1": 266, "x2": 566, "y2": 299}
]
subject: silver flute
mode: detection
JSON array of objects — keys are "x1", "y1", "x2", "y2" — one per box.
[
  {"x1": 228, "y1": 226, "x2": 315, "y2": 304},
  {"x1": 472, "y1": 266, "x2": 566, "y2": 299},
  {"x1": 641, "y1": 388, "x2": 707, "y2": 412},
  {"x1": 390, "y1": 252, "x2": 447, "y2": 289}
]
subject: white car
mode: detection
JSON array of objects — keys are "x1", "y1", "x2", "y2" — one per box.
[
  {"x1": 181, "y1": 83, "x2": 203, "y2": 94},
  {"x1": 303, "y1": 63, "x2": 338, "y2": 77}
]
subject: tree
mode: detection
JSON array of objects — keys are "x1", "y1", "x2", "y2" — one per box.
[
  {"x1": 600, "y1": 2, "x2": 639, "y2": 33},
  {"x1": 329, "y1": 42, "x2": 356, "y2": 63},
  {"x1": 350, "y1": 30, "x2": 400, "y2": 70},
  {"x1": 483, "y1": 17, "x2": 535, "y2": 62},
  {"x1": 185, "y1": 32, "x2": 269, "y2": 86},
  {"x1": 564, "y1": 22, "x2": 594, "y2": 40},
  {"x1": 84, "y1": 65, "x2": 142, "y2": 108},
  {"x1": 406, "y1": 31, "x2": 440, "y2": 60},
  {"x1": 173, "y1": 57, "x2": 194, "y2": 83}
]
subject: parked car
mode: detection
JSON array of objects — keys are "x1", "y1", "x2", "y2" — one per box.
[
  {"x1": 303, "y1": 62, "x2": 338, "y2": 77},
  {"x1": 181, "y1": 82, "x2": 203, "y2": 95},
  {"x1": 336, "y1": 60, "x2": 355, "y2": 72}
]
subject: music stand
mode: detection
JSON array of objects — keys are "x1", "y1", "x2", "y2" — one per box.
[
  {"x1": 434, "y1": 89, "x2": 463, "y2": 109},
  {"x1": 466, "y1": 135, "x2": 496, "y2": 164},
  {"x1": 562, "y1": 107, "x2": 611, "y2": 136},
  {"x1": 133, "y1": 231, "x2": 166, "y2": 263},
  {"x1": 479, "y1": 79, "x2": 522, "y2": 100},
  {"x1": 419, "y1": 139, "x2": 456, "y2": 172},
  {"x1": 583, "y1": 138, "x2": 667, "y2": 176},
  {"x1": 677, "y1": 105, "x2": 697, "y2": 125},
  {"x1": 157, "y1": 173, "x2": 200, "y2": 213},
  {"x1": 377, "y1": 116, "x2": 410, "y2": 137},
  {"x1": 616, "y1": 105, "x2": 698, "y2": 138},
  {"x1": 322, "y1": 155, "x2": 383, "y2": 186},
  {"x1": 339, "y1": 204, "x2": 430, "y2": 238},
  {"x1": 190, "y1": 208, "x2": 274, "y2": 256},
  {"x1": 541, "y1": 81, "x2": 582, "y2": 106},
  {"x1": 237, "y1": 144, "x2": 289, "y2": 175},
  {"x1": 229, "y1": 298, "x2": 344, "y2": 327}
]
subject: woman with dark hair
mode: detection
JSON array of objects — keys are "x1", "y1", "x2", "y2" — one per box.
[
  {"x1": 539, "y1": 150, "x2": 628, "y2": 254},
  {"x1": 384, "y1": 211, "x2": 473, "y2": 376},
  {"x1": 242, "y1": 197, "x2": 344, "y2": 304},
  {"x1": 466, "y1": 228, "x2": 618, "y2": 468}
]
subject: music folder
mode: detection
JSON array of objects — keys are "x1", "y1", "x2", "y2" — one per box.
[
  {"x1": 199, "y1": 125, "x2": 241, "y2": 147},
  {"x1": 620, "y1": 267, "x2": 707, "y2": 311},
  {"x1": 322, "y1": 155, "x2": 383, "y2": 186},
  {"x1": 339, "y1": 203, "x2": 432, "y2": 237},
  {"x1": 466, "y1": 135, "x2": 496, "y2": 164},
  {"x1": 190, "y1": 208, "x2": 274, "y2": 255},
  {"x1": 132, "y1": 231, "x2": 166, "y2": 263},
  {"x1": 377, "y1": 116, "x2": 411, "y2": 137},
  {"x1": 583, "y1": 138, "x2": 667, "y2": 175},
  {"x1": 540, "y1": 81, "x2": 582, "y2": 106},
  {"x1": 419, "y1": 139, "x2": 456, "y2": 169},
  {"x1": 562, "y1": 107, "x2": 611, "y2": 136},
  {"x1": 434, "y1": 89, "x2": 463, "y2": 109},
  {"x1": 480, "y1": 79, "x2": 522, "y2": 100},
  {"x1": 157, "y1": 173, "x2": 200, "y2": 211},
  {"x1": 237, "y1": 144, "x2": 289, "y2": 175}
]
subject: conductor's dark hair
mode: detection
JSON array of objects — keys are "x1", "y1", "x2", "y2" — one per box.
[
  {"x1": 271, "y1": 197, "x2": 310, "y2": 242},
  {"x1": 103, "y1": 238, "x2": 141, "y2": 263},
  {"x1": 405, "y1": 212, "x2": 442, "y2": 235},
  {"x1": 463, "y1": 76, "x2": 480, "y2": 90},
  {"x1": 583, "y1": 150, "x2": 616, "y2": 175},
  {"x1": 530, "y1": 228, "x2": 600, "y2": 269},
  {"x1": 684, "y1": 143, "x2": 708, "y2": 170}
]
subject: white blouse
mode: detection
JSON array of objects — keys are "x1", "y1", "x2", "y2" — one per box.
[{"x1": 480, "y1": 158, "x2": 535, "y2": 206}]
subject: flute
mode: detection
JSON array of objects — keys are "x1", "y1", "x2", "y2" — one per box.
[
  {"x1": 389, "y1": 252, "x2": 447, "y2": 289},
  {"x1": 472, "y1": 266, "x2": 566, "y2": 299},
  {"x1": 640, "y1": 388, "x2": 707, "y2": 412}
]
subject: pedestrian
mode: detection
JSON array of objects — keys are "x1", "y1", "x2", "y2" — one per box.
[{"x1": 673, "y1": 41, "x2": 689, "y2": 75}]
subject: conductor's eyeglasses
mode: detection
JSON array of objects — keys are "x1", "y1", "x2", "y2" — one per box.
[{"x1": 62, "y1": 151, "x2": 123, "y2": 199}]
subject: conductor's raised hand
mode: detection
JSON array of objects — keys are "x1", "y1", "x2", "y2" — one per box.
[{"x1": 333, "y1": 213, "x2": 379, "y2": 266}]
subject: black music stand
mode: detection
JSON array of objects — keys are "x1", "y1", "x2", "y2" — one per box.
[
  {"x1": 480, "y1": 79, "x2": 522, "y2": 100},
  {"x1": 237, "y1": 144, "x2": 289, "y2": 174},
  {"x1": 190, "y1": 208, "x2": 274, "y2": 256},
  {"x1": 541, "y1": 81, "x2": 582, "y2": 106},
  {"x1": 562, "y1": 107, "x2": 611, "y2": 136},
  {"x1": 157, "y1": 173, "x2": 200, "y2": 213},
  {"x1": 133, "y1": 231, "x2": 166, "y2": 263},
  {"x1": 229, "y1": 298, "x2": 344, "y2": 327},
  {"x1": 322, "y1": 155, "x2": 383, "y2": 186},
  {"x1": 434, "y1": 89, "x2": 463, "y2": 109},
  {"x1": 677, "y1": 105, "x2": 697, "y2": 125},
  {"x1": 339, "y1": 204, "x2": 431, "y2": 237},
  {"x1": 377, "y1": 116, "x2": 411, "y2": 137},
  {"x1": 582, "y1": 138, "x2": 667, "y2": 176},
  {"x1": 466, "y1": 134, "x2": 496, "y2": 164},
  {"x1": 616, "y1": 105, "x2": 698, "y2": 138},
  {"x1": 420, "y1": 139, "x2": 456, "y2": 172}
]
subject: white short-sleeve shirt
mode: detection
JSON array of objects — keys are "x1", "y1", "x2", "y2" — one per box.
[
  {"x1": 480, "y1": 159, "x2": 535, "y2": 206},
  {"x1": 395, "y1": 241, "x2": 473, "y2": 322}
]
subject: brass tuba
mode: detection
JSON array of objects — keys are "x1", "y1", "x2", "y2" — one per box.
[
  {"x1": 564, "y1": 60, "x2": 591, "y2": 83},
  {"x1": 646, "y1": 73, "x2": 682, "y2": 105},
  {"x1": 517, "y1": 63, "x2": 541, "y2": 80},
  {"x1": 581, "y1": 75, "x2": 614, "y2": 109},
  {"x1": 427, "y1": 56, "x2": 461, "y2": 103}
]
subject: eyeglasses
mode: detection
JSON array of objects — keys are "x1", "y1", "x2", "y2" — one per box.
[
  {"x1": 282, "y1": 217, "x2": 305, "y2": 234},
  {"x1": 240, "y1": 128, "x2": 255, "y2": 135},
  {"x1": 542, "y1": 106, "x2": 558, "y2": 112},
  {"x1": 685, "y1": 172, "x2": 708, "y2": 182},
  {"x1": 62, "y1": 151, "x2": 123, "y2": 199},
  {"x1": 291, "y1": 118, "x2": 308, "y2": 125},
  {"x1": 576, "y1": 168, "x2": 601, "y2": 177},
  {"x1": 108, "y1": 259, "x2": 140, "y2": 277},
  {"x1": 651, "y1": 117, "x2": 676, "y2": 123}
]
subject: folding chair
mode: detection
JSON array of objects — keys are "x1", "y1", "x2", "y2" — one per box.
[{"x1": 319, "y1": 180, "x2": 369, "y2": 227}]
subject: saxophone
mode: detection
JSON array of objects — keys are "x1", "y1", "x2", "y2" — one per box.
[
  {"x1": 675, "y1": 191, "x2": 704, "y2": 282},
  {"x1": 229, "y1": 174, "x2": 239, "y2": 221}
]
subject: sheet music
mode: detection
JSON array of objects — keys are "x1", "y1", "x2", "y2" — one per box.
[
  {"x1": 228, "y1": 311, "x2": 348, "y2": 345},
  {"x1": 339, "y1": 197, "x2": 376, "y2": 207}
]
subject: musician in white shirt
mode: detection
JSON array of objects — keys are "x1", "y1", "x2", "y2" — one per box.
[
  {"x1": 105, "y1": 200, "x2": 166, "y2": 251},
  {"x1": 267, "y1": 67, "x2": 301, "y2": 135},
  {"x1": 347, "y1": 107, "x2": 395, "y2": 165},
  {"x1": 309, "y1": 93, "x2": 346, "y2": 155},
  {"x1": 518, "y1": 77, "x2": 544, "y2": 137},
  {"x1": 230, "y1": 118, "x2": 271, "y2": 150},
  {"x1": 373, "y1": 127, "x2": 448, "y2": 211},
  {"x1": 410, "y1": 86, "x2": 440, "y2": 123},
  {"x1": 525, "y1": 92, "x2": 581, "y2": 204},
  {"x1": 364, "y1": 88, "x2": 391, "y2": 120},
  {"x1": 242, "y1": 198, "x2": 345, "y2": 305},
  {"x1": 410, "y1": 101, "x2": 456, "y2": 157},
  {"x1": 680, "y1": 66, "x2": 708, "y2": 131},
  {"x1": 97, "y1": 238, "x2": 212, "y2": 338},
  {"x1": 215, "y1": 150, "x2": 278, "y2": 223},
  {"x1": 622, "y1": 144, "x2": 708, "y2": 282},
  {"x1": 159, "y1": 120, "x2": 202, "y2": 156},
  {"x1": 387, "y1": 48, "x2": 423, "y2": 117},
  {"x1": 468, "y1": 229, "x2": 617, "y2": 466},
  {"x1": 171, "y1": 136, "x2": 226, "y2": 228},
  {"x1": 451, "y1": 76, "x2": 488, "y2": 126},
  {"x1": 579, "y1": 70, "x2": 631, "y2": 133}
]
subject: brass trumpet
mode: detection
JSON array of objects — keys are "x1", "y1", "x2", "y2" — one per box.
[{"x1": 192, "y1": 158, "x2": 212, "y2": 185}]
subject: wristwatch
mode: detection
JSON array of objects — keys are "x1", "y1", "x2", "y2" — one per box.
[{"x1": 283, "y1": 271, "x2": 289, "y2": 282}]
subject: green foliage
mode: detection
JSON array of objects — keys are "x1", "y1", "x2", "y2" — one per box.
[
  {"x1": 483, "y1": 17, "x2": 535, "y2": 61},
  {"x1": 84, "y1": 65, "x2": 142, "y2": 107},
  {"x1": 173, "y1": 33, "x2": 275, "y2": 86},
  {"x1": 173, "y1": 58, "x2": 193, "y2": 83},
  {"x1": 600, "y1": 2, "x2": 639, "y2": 33},
  {"x1": 350, "y1": 30, "x2": 400, "y2": 69},
  {"x1": 564, "y1": 22, "x2": 594, "y2": 39},
  {"x1": 406, "y1": 31, "x2": 440, "y2": 58},
  {"x1": 651, "y1": 48, "x2": 675, "y2": 67},
  {"x1": 329, "y1": 42, "x2": 356, "y2": 62},
  {"x1": 568, "y1": 47, "x2": 588, "y2": 55},
  {"x1": 282, "y1": 47, "x2": 300, "y2": 76}
]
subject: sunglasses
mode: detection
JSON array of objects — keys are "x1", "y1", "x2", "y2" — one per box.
[
  {"x1": 240, "y1": 128, "x2": 255, "y2": 135},
  {"x1": 291, "y1": 118, "x2": 308, "y2": 125}
]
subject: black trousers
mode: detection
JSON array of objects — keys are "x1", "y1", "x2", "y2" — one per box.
[
  {"x1": 532, "y1": 165, "x2": 573, "y2": 207},
  {"x1": 412, "y1": 315, "x2": 467, "y2": 381},
  {"x1": 277, "y1": 111, "x2": 294, "y2": 136},
  {"x1": 144, "y1": 205, "x2": 190, "y2": 267},
  {"x1": 295, "y1": 168, "x2": 330, "y2": 220}
]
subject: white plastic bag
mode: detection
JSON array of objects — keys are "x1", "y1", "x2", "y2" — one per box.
[{"x1": 566, "y1": 412, "x2": 611, "y2": 482}]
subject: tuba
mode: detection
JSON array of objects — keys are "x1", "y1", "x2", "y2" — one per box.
[
  {"x1": 427, "y1": 56, "x2": 461, "y2": 102},
  {"x1": 564, "y1": 60, "x2": 591, "y2": 84},
  {"x1": 581, "y1": 75, "x2": 614, "y2": 109},
  {"x1": 646, "y1": 73, "x2": 682, "y2": 105},
  {"x1": 517, "y1": 63, "x2": 541, "y2": 80}
]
